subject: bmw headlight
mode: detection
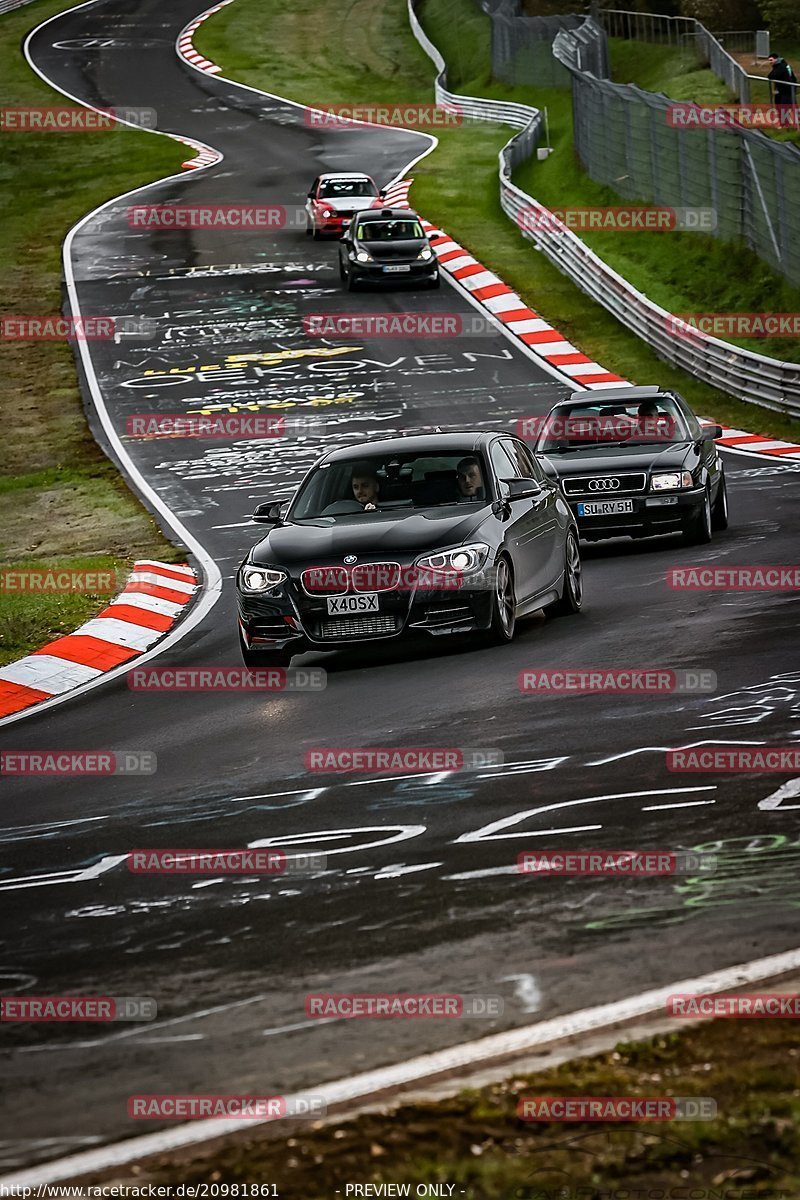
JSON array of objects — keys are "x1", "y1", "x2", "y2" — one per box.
[
  {"x1": 651, "y1": 471, "x2": 694, "y2": 492},
  {"x1": 417, "y1": 247, "x2": 433, "y2": 261},
  {"x1": 240, "y1": 566, "x2": 286, "y2": 593},
  {"x1": 355, "y1": 250, "x2": 373, "y2": 263},
  {"x1": 415, "y1": 543, "x2": 490, "y2": 574},
  {"x1": 322, "y1": 209, "x2": 334, "y2": 218}
]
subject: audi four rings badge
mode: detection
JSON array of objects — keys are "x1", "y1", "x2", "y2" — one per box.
[{"x1": 588, "y1": 478, "x2": 621, "y2": 491}]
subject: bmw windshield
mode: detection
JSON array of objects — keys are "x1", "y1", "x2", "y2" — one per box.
[{"x1": 291, "y1": 452, "x2": 490, "y2": 520}]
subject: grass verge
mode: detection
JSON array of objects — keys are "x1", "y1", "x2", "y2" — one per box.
[
  {"x1": 118, "y1": 1018, "x2": 800, "y2": 1192},
  {"x1": 195, "y1": 0, "x2": 800, "y2": 439},
  {"x1": 0, "y1": 0, "x2": 189, "y2": 662}
]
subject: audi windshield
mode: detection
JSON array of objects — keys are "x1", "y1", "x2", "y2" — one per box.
[{"x1": 536, "y1": 398, "x2": 690, "y2": 451}]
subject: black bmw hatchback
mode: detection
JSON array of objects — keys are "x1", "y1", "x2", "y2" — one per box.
[
  {"x1": 533, "y1": 386, "x2": 728, "y2": 544},
  {"x1": 237, "y1": 432, "x2": 581, "y2": 667}
]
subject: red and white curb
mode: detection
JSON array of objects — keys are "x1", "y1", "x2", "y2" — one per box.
[
  {"x1": 177, "y1": 0, "x2": 232, "y2": 75},
  {"x1": 381, "y1": 179, "x2": 414, "y2": 208},
  {"x1": 0, "y1": 562, "x2": 197, "y2": 719},
  {"x1": 384, "y1": 177, "x2": 624, "y2": 389},
  {"x1": 712, "y1": 424, "x2": 800, "y2": 459},
  {"x1": 177, "y1": 134, "x2": 221, "y2": 171}
]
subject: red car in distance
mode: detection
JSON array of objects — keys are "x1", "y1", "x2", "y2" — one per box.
[{"x1": 305, "y1": 172, "x2": 383, "y2": 238}]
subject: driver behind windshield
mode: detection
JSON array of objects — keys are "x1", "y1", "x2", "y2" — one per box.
[
  {"x1": 456, "y1": 457, "x2": 485, "y2": 502},
  {"x1": 351, "y1": 464, "x2": 380, "y2": 512}
]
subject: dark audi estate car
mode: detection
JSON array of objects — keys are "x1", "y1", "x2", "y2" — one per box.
[
  {"x1": 237, "y1": 432, "x2": 581, "y2": 667},
  {"x1": 338, "y1": 208, "x2": 439, "y2": 290},
  {"x1": 534, "y1": 386, "x2": 728, "y2": 544}
]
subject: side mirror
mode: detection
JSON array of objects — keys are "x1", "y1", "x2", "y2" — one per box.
[
  {"x1": 253, "y1": 501, "x2": 284, "y2": 524},
  {"x1": 307, "y1": 191, "x2": 315, "y2": 199},
  {"x1": 701, "y1": 424, "x2": 723, "y2": 441},
  {"x1": 505, "y1": 477, "x2": 543, "y2": 500}
]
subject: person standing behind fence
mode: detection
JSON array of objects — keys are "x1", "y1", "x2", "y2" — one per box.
[{"x1": 767, "y1": 53, "x2": 798, "y2": 125}]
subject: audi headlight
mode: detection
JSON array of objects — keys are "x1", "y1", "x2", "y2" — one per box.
[
  {"x1": 241, "y1": 566, "x2": 286, "y2": 593},
  {"x1": 651, "y1": 471, "x2": 694, "y2": 492},
  {"x1": 355, "y1": 249, "x2": 373, "y2": 262},
  {"x1": 415, "y1": 543, "x2": 490, "y2": 574},
  {"x1": 417, "y1": 247, "x2": 433, "y2": 261}
]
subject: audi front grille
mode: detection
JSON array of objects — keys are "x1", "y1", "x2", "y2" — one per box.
[{"x1": 562, "y1": 473, "x2": 647, "y2": 497}]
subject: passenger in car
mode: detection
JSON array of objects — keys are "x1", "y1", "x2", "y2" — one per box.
[{"x1": 351, "y1": 464, "x2": 381, "y2": 511}]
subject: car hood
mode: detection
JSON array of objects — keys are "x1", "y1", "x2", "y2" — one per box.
[
  {"x1": 251, "y1": 506, "x2": 491, "y2": 567},
  {"x1": 539, "y1": 442, "x2": 697, "y2": 477},
  {"x1": 360, "y1": 237, "x2": 426, "y2": 260},
  {"x1": 319, "y1": 196, "x2": 377, "y2": 212}
]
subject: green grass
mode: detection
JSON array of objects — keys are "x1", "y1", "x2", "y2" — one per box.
[
  {"x1": 609, "y1": 37, "x2": 734, "y2": 104},
  {"x1": 0, "y1": 555, "x2": 129, "y2": 667},
  {"x1": 112, "y1": 1018, "x2": 800, "y2": 1193},
  {"x1": 195, "y1": 0, "x2": 800, "y2": 440},
  {"x1": 0, "y1": 0, "x2": 190, "y2": 659}
]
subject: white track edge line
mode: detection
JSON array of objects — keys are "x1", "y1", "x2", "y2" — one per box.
[{"x1": 3, "y1": 945, "x2": 800, "y2": 1185}]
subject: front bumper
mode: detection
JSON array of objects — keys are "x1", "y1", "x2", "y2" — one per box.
[
  {"x1": 569, "y1": 488, "x2": 704, "y2": 540},
  {"x1": 348, "y1": 260, "x2": 438, "y2": 285},
  {"x1": 237, "y1": 574, "x2": 493, "y2": 653}
]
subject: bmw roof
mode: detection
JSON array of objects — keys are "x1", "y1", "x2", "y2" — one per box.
[{"x1": 321, "y1": 432, "x2": 497, "y2": 462}]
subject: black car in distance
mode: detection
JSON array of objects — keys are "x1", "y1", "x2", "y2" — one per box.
[
  {"x1": 533, "y1": 386, "x2": 728, "y2": 544},
  {"x1": 237, "y1": 432, "x2": 582, "y2": 667},
  {"x1": 338, "y1": 208, "x2": 439, "y2": 290}
]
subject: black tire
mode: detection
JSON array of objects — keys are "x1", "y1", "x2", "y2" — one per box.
[
  {"x1": 311, "y1": 222, "x2": 321, "y2": 240},
  {"x1": 545, "y1": 528, "x2": 583, "y2": 617},
  {"x1": 239, "y1": 629, "x2": 291, "y2": 670},
  {"x1": 711, "y1": 471, "x2": 728, "y2": 531},
  {"x1": 345, "y1": 269, "x2": 360, "y2": 292},
  {"x1": 427, "y1": 272, "x2": 440, "y2": 289},
  {"x1": 683, "y1": 485, "x2": 713, "y2": 545},
  {"x1": 305, "y1": 220, "x2": 312, "y2": 238},
  {"x1": 488, "y1": 555, "x2": 516, "y2": 643},
  {"x1": 339, "y1": 256, "x2": 347, "y2": 281}
]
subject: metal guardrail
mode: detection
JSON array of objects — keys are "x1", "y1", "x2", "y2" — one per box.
[
  {"x1": 408, "y1": 0, "x2": 800, "y2": 419},
  {"x1": 0, "y1": 0, "x2": 38, "y2": 12}
]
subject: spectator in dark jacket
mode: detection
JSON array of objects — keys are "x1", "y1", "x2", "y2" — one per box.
[{"x1": 768, "y1": 54, "x2": 798, "y2": 122}]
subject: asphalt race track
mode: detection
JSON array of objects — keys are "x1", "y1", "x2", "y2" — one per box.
[{"x1": 1, "y1": 0, "x2": 800, "y2": 1174}]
